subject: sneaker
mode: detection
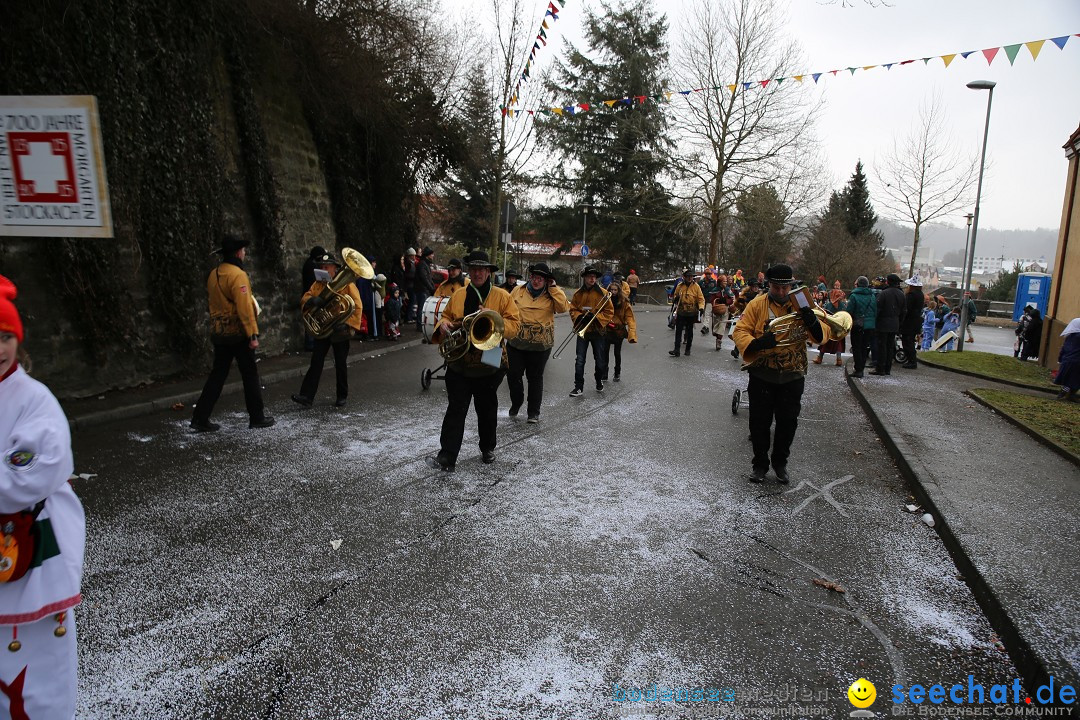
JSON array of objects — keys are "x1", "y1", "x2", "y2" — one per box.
[
  {"x1": 190, "y1": 419, "x2": 220, "y2": 433},
  {"x1": 569, "y1": 388, "x2": 583, "y2": 397},
  {"x1": 596, "y1": 381, "x2": 605, "y2": 393},
  {"x1": 508, "y1": 403, "x2": 522, "y2": 417},
  {"x1": 668, "y1": 350, "x2": 680, "y2": 357},
  {"x1": 482, "y1": 450, "x2": 496, "y2": 464},
  {"x1": 612, "y1": 373, "x2": 620, "y2": 382},
  {"x1": 527, "y1": 414, "x2": 540, "y2": 424},
  {"x1": 291, "y1": 394, "x2": 312, "y2": 406},
  {"x1": 249, "y1": 416, "x2": 276, "y2": 429}
]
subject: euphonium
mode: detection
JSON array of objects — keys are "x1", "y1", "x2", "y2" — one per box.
[
  {"x1": 439, "y1": 309, "x2": 505, "y2": 362},
  {"x1": 766, "y1": 307, "x2": 854, "y2": 347},
  {"x1": 302, "y1": 248, "x2": 375, "y2": 339}
]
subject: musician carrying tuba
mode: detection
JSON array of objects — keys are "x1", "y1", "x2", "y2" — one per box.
[{"x1": 430, "y1": 251, "x2": 520, "y2": 472}]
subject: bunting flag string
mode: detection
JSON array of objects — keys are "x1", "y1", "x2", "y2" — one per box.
[
  {"x1": 502, "y1": 31, "x2": 1078, "y2": 119},
  {"x1": 506, "y1": 0, "x2": 567, "y2": 114}
]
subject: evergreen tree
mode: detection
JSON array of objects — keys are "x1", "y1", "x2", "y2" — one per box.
[
  {"x1": 537, "y1": 0, "x2": 688, "y2": 272},
  {"x1": 729, "y1": 184, "x2": 791, "y2": 274},
  {"x1": 446, "y1": 62, "x2": 498, "y2": 250},
  {"x1": 842, "y1": 160, "x2": 878, "y2": 240}
]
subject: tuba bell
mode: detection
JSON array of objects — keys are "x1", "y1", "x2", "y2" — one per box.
[
  {"x1": 439, "y1": 309, "x2": 505, "y2": 362},
  {"x1": 766, "y1": 307, "x2": 853, "y2": 346},
  {"x1": 302, "y1": 248, "x2": 376, "y2": 339}
]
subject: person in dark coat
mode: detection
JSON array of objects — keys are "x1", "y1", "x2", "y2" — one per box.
[
  {"x1": 1020, "y1": 307, "x2": 1043, "y2": 361},
  {"x1": 413, "y1": 247, "x2": 436, "y2": 332},
  {"x1": 1054, "y1": 318, "x2": 1080, "y2": 401},
  {"x1": 900, "y1": 274, "x2": 925, "y2": 369},
  {"x1": 871, "y1": 273, "x2": 906, "y2": 376},
  {"x1": 403, "y1": 247, "x2": 417, "y2": 322}
]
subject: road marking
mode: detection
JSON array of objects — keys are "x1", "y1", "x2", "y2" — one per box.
[{"x1": 784, "y1": 474, "x2": 854, "y2": 517}]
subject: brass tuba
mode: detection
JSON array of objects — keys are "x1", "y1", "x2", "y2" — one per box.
[
  {"x1": 439, "y1": 309, "x2": 505, "y2": 362},
  {"x1": 302, "y1": 248, "x2": 375, "y2": 339},
  {"x1": 766, "y1": 307, "x2": 853, "y2": 346}
]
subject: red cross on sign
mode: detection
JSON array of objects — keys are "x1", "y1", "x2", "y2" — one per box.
[{"x1": 8, "y1": 132, "x2": 78, "y2": 203}]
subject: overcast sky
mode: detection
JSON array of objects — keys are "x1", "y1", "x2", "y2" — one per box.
[{"x1": 475, "y1": 0, "x2": 1080, "y2": 232}]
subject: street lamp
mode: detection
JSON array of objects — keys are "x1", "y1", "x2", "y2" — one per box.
[{"x1": 957, "y1": 79, "x2": 995, "y2": 353}]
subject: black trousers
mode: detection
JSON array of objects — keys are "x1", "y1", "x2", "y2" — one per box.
[
  {"x1": 876, "y1": 331, "x2": 897, "y2": 374},
  {"x1": 439, "y1": 368, "x2": 506, "y2": 463},
  {"x1": 674, "y1": 316, "x2": 696, "y2": 352},
  {"x1": 299, "y1": 337, "x2": 350, "y2": 400},
  {"x1": 506, "y1": 346, "x2": 550, "y2": 416},
  {"x1": 851, "y1": 328, "x2": 874, "y2": 373},
  {"x1": 193, "y1": 340, "x2": 265, "y2": 423},
  {"x1": 900, "y1": 330, "x2": 918, "y2": 366},
  {"x1": 604, "y1": 337, "x2": 624, "y2": 378},
  {"x1": 748, "y1": 374, "x2": 804, "y2": 471}
]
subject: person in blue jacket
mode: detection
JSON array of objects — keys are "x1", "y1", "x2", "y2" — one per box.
[
  {"x1": 938, "y1": 309, "x2": 961, "y2": 351},
  {"x1": 921, "y1": 301, "x2": 937, "y2": 351}
]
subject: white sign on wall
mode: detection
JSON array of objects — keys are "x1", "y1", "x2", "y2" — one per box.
[{"x1": 0, "y1": 95, "x2": 112, "y2": 237}]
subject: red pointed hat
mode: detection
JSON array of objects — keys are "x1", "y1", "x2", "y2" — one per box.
[{"x1": 0, "y1": 275, "x2": 23, "y2": 342}]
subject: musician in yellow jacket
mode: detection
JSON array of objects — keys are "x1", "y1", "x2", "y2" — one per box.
[
  {"x1": 602, "y1": 278, "x2": 637, "y2": 382},
  {"x1": 191, "y1": 235, "x2": 274, "y2": 431},
  {"x1": 732, "y1": 264, "x2": 830, "y2": 484},
  {"x1": 292, "y1": 252, "x2": 364, "y2": 408},
  {"x1": 568, "y1": 266, "x2": 614, "y2": 396},
  {"x1": 432, "y1": 251, "x2": 521, "y2": 472},
  {"x1": 669, "y1": 268, "x2": 705, "y2": 357},
  {"x1": 507, "y1": 262, "x2": 569, "y2": 423},
  {"x1": 434, "y1": 257, "x2": 470, "y2": 298}
]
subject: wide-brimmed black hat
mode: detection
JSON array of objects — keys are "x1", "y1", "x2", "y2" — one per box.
[
  {"x1": 308, "y1": 245, "x2": 327, "y2": 259},
  {"x1": 465, "y1": 250, "x2": 498, "y2": 270},
  {"x1": 581, "y1": 265, "x2": 601, "y2": 277},
  {"x1": 528, "y1": 262, "x2": 556, "y2": 280},
  {"x1": 764, "y1": 264, "x2": 795, "y2": 285},
  {"x1": 447, "y1": 258, "x2": 463, "y2": 270},
  {"x1": 218, "y1": 235, "x2": 250, "y2": 256},
  {"x1": 505, "y1": 268, "x2": 522, "y2": 279},
  {"x1": 314, "y1": 252, "x2": 340, "y2": 266}
]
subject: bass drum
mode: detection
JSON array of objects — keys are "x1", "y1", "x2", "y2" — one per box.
[{"x1": 422, "y1": 295, "x2": 452, "y2": 342}]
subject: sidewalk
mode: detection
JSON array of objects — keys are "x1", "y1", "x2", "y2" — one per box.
[
  {"x1": 847, "y1": 363, "x2": 1080, "y2": 697},
  {"x1": 58, "y1": 330, "x2": 427, "y2": 430}
]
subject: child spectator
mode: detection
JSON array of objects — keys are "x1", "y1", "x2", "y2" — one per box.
[
  {"x1": 938, "y1": 308, "x2": 960, "y2": 351},
  {"x1": 385, "y1": 284, "x2": 403, "y2": 340},
  {"x1": 921, "y1": 301, "x2": 937, "y2": 351}
]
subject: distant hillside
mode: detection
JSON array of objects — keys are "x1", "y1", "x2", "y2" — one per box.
[{"x1": 879, "y1": 219, "x2": 1058, "y2": 263}]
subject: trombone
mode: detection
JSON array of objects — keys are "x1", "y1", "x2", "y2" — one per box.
[{"x1": 552, "y1": 287, "x2": 613, "y2": 360}]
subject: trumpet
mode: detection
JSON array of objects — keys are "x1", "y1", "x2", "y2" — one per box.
[
  {"x1": 552, "y1": 288, "x2": 613, "y2": 360},
  {"x1": 439, "y1": 309, "x2": 505, "y2": 362}
]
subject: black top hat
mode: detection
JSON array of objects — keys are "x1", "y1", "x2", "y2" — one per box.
[
  {"x1": 580, "y1": 266, "x2": 601, "y2": 277},
  {"x1": 764, "y1": 264, "x2": 795, "y2": 285},
  {"x1": 464, "y1": 250, "x2": 498, "y2": 270},
  {"x1": 528, "y1": 262, "x2": 556, "y2": 280},
  {"x1": 886, "y1": 273, "x2": 902, "y2": 286},
  {"x1": 447, "y1": 258, "x2": 463, "y2": 270},
  {"x1": 219, "y1": 234, "x2": 250, "y2": 256}
]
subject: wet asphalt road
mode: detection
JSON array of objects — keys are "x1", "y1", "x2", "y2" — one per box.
[{"x1": 70, "y1": 310, "x2": 1018, "y2": 719}]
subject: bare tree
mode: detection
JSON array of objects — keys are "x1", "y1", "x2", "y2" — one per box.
[
  {"x1": 875, "y1": 95, "x2": 978, "y2": 277},
  {"x1": 670, "y1": 0, "x2": 826, "y2": 268}
]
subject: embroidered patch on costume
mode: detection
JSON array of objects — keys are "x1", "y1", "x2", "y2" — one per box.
[
  {"x1": 5, "y1": 451, "x2": 36, "y2": 471},
  {"x1": 240, "y1": 286, "x2": 248, "y2": 294}
]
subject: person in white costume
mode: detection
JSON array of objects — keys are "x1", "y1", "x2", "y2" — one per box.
[{"x1": 0, "y1": 274, "x2": 84, "y2": 720}]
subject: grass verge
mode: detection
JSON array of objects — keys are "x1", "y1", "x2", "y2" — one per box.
[
  {"x1": 920, "y1": 350, "x2": 1056, "y2": 390},
  {"x1": 968, "y1": 388, "x2": 1080, "y2": 458}
]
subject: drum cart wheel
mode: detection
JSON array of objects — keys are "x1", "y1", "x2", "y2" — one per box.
[{"x1": 731, "y1": 389, "x2": 741, "y2": 415}]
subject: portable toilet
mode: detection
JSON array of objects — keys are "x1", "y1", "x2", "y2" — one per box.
[{"x1": 1012, "y1": 272, "x2": 1052, "y2": 321}]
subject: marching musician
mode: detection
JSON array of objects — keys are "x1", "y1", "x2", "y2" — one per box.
[
  {"x1": 292, "y1": 252, "x2": 363, "y2": 408},
  {"x1": 191, "y1": 235, "x2": 275, "y2": 431},
  {"x1": 669, "y1": 268, "x2": 705, "y2": 357},
  {"x1": 432, "y1": 251, "x2": 520, "y2": 472},
  {"x1": 434, "y1": 258, "x2": 469, "y2": 298},
  {"x1": 732, "y1": 264, "x2": 830, "y2": 484},
  {"x1": 568, "y1": 267, "x2": 614, "y2": 397},
  {"x1": 602, "y1": 277, "x2": 637, "y2": 383},
  {"x1": 507, "y1": 262, "x2": 569, "y2": 423},
  {"x1": 500, "y1": 269, "x2": 522, "y2": 293}
]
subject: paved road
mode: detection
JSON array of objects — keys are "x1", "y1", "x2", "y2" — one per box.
[{"x1": 71, "y1": 311, "x2": 1017, "y2": 719}]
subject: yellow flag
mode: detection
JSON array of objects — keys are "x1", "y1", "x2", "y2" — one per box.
[
  {"x1": 793, "y1": 75, "x2": 804, "y2": 82},
  {"x1": 604, "y1": 99, "x2": 617, "y2": 107},
  {"x1": 552, "y1": 107, "x2": 563, "y2": 115},
  {"x1": 862, "y1": 65, "x2": 876, "y2": 71},
  {"x1": 941, "y1": 54, "x2": 957, "y2": 67},
  {"x1": 727, "y1": 84, "x2": 736, "y2": 93},
  {"x1": 1026, "y1": 40, "x2": 1046, "y2": 61}
]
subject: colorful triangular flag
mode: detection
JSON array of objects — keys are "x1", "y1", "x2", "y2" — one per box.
[
  {"x1": 1051, "y1": 35, "x2": 1070, "y2": 50},
  {"x1": 1025, "y1": 39, "x2": 1045, "y2": 60},
  {"x1": 812, "y1": 73, "x2": 821, "y2": 83},
  {"x1": 982, "y1": 47, "x2": 1000, "y2": 64},
  {"x1": 1003, "y1": 43, "x2": 1022, "y2": 64},
  {"x1": 941, "y1": 54, "x2": 957, "y2": 67}
]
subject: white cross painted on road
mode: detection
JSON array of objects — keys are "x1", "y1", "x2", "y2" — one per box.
[
  {"x1": 16, "y1": 141, "x2": 70, "y2": 196},
  {"x1": 784, "y1": 475, "x2": 854, "y2": 517}
]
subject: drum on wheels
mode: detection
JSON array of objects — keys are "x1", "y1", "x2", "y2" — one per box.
[{"x1": 421, "y1": 295, "x2": 452, "y2": 343}]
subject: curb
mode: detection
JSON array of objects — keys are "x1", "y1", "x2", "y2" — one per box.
[
  {"x1": 845, "y1": 369, "x2": 1055, "y2": 699},
  {"x1": 916, "y1": 355, "x2": 1057, "y2": 395},
  {"x1": 964, "y1": 389, "x2": 1080, "y2": 469},
  {"x1": 67, "y1": 338, "x2": 426, "y2": 431}
]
